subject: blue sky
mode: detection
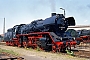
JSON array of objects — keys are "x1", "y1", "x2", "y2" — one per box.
[{"x1": 0, "y1": 0, "x2": 90, "y2": 34}]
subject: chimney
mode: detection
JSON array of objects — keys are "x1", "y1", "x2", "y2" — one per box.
[{"x1": 51, "y1": 13, "x2": 56, "y2": 16}]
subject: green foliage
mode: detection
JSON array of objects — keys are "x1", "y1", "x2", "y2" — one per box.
[
  {"x1": 36, "y1": 46, "x2": 41, "y2": 51},
  {"x1": 66, "y1": 49, "x2": 74, "y2": 56},
  {"x1": 0, "y1": 48, "x2": 19, "y2": 56}
]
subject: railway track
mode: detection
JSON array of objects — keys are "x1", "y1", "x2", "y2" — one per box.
[
  {"x1": 60, "y1": 43, "x2": 90, "y2": 59},
  {"x1": 0, "y1": 53, "x2": 24, "y2": 60},
  {"x1": 72, "y1": 43, "x2": 90, "y2": 59},
  {"x1": 73, "y1": 50, "x2": 90, "y2": 58}
]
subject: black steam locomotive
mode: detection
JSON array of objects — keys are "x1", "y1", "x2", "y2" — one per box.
[{"x1": 4, "y1": 13, "x2": 76, "y2": 52}]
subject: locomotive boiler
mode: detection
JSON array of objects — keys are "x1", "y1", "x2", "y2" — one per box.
[
  {"x1": 20, "y1": 13, "x2": 75, "y2": 35},
  {"x1": 4, "y1": 12, "x2": 76, "y2": 52}
]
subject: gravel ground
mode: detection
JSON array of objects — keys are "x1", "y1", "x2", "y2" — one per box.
[{"x1": 0, "y1": 45, "x2": 89, "y2": 60}]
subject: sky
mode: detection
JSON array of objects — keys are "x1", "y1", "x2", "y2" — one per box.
[{"x1": 0, "y1": 0, "x2": 90, "y2": 34}]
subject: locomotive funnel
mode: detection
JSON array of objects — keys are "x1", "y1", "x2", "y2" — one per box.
[{"x1": 51, "y1": 13, "x2": 56, "y2": 16}]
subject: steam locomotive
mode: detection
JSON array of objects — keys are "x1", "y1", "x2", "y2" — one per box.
[{"x1": 4, "y1": 13, "x2": 76, "y2": 52}]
